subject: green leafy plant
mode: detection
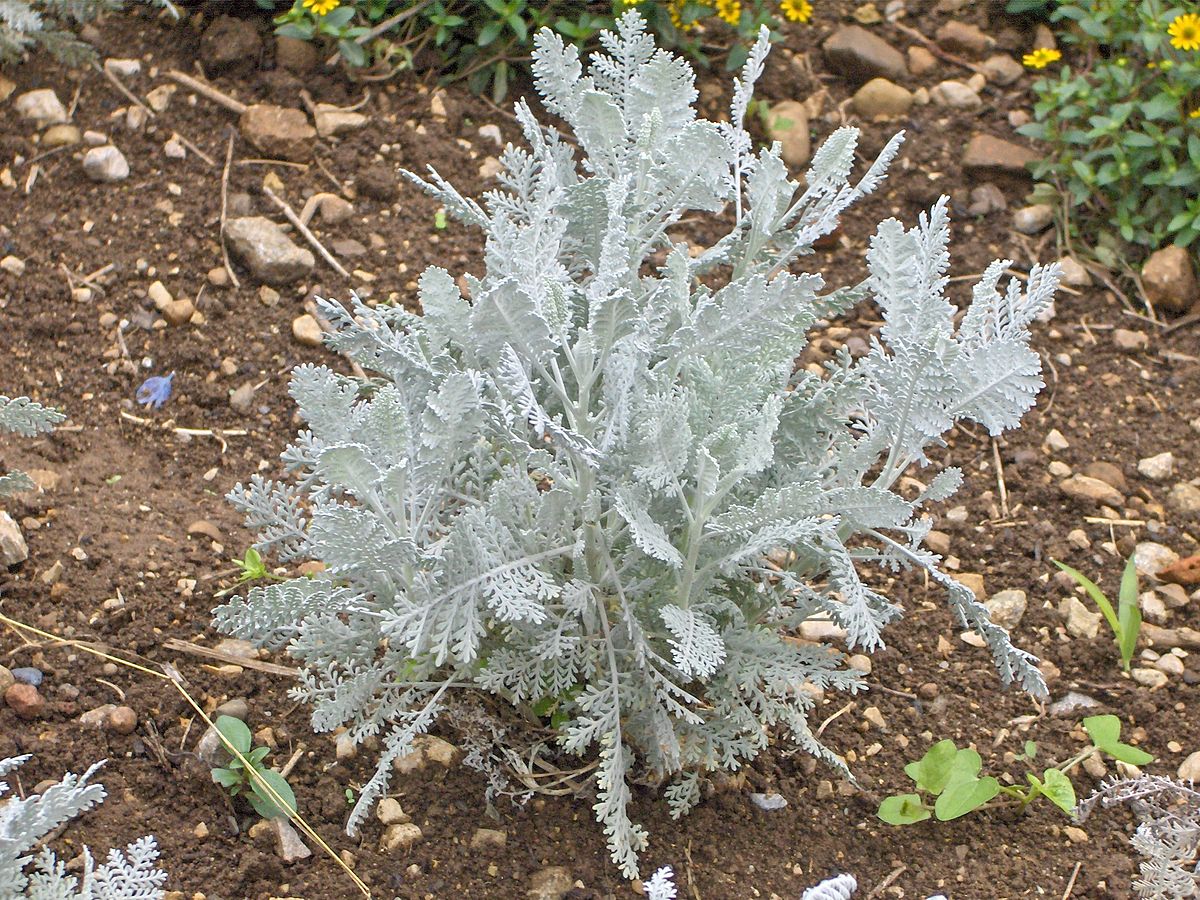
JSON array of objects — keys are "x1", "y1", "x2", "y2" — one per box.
[
  {"x1": 878, "y1": 715, "x2": 1153, "y2": 825},
  {"x1": 210, "y1": 715, "x2": 298, "y2": 820},
  {"x1": 1053, "y1": 553, "x2": 1142, "y2": 672},
  {"x1": 257, "y1": 0, "x2": 808, "y2": 98},
  {"x1": 1019, "y1": 2, "x2": 1200, "y2": 253}
]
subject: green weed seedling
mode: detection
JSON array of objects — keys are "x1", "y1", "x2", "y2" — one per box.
[
  {"x1": 1053, "y1": 553, "x2": 1142, "y2": 672},
  {"x1": 878, "y1": 715, "x2": 1153, "y2": 825},
  {"x1": 210, "y1": 715, "x2": 297, "y2": 820}
]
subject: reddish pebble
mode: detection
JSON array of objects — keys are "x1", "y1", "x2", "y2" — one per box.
[
  {"x1": 917, "y1": 682, "x2": 940, "y2": 700},
  {"x1": 108, "y1": 706, "x2": 138, "y2": 735},
  {"x1": 5, "y1": 683, "x2": 44, "y2": 719}
]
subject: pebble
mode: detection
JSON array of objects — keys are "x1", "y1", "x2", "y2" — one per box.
[
  {"x1": 0, "y1": 511, "x2": 28, "y2": 566},
  {"x1": 379, "y1": 822, "x2": 423, "y2": 853},
  {"x1": 187, "y1": 519, "x2": 223, "y2": 541},
  {"x1": 823, "y1": 25, "x2": 907, "y2": 82},
  {"x1": 1056, "y1": 256, "x2": 1091, "y2": 287},
  {"x1": 273, "y1": 818, "x2": 311, "y2": 862},
  {"x1": 907, "y1": 46, "x2": 937, "y2": 75},
  {"x1": 847, "y1": 654, "x2": 872, "y2": 674},
  {"x1": 918, "y1": 682, "x2": 939, "y2": 700},
  {"x1": 928, "y1": 81, "x2": 978, "y2": 113},
  {"x1": 5, "y1": 683, "x2": 44, "y2": 719},
  {"x1": 0, "y1": 666, "x2": 12, "y2": 694},
  {"x1": 1047, "y1": 460, "x2": 1071, "y2": 478},
  {"x1": 528, "y1": 866, "x2": 575, "y2": 900},
  {"x1": 148, "y1": 280, "x2": 173, "y2": 309},
  {"x1": 863, "y1": 706, "x2": 887, "y2": 729},
  {"x1": 225, "y1": 216, "x2": 315, "y2": 285},
  {"x1": 377, "y1": 798, "x2": 411, "y2": 825},
  {"x1": 104, "y1": 58, "x2": 141, "y2": 77},
  {"x1": 478, "y1": 123, "x2": 503, "y2": 147},
  {"x1": 163, "y1": 137, "x2": 186, "y2": 160},
  {"x1": 470, "y1": 828, "x2": 507, "y2": 849},
  {"x1": 292, "y1": 314, "x2": 324, "y2": 347},
  {"x1": 851, "y1": 78, "x2": 913, "y2": 119},
  {"x1": 1178, "y1": 750, "x2": 1200, "y2": 781},
  {"x1": 15, "y1": 88, "x2": 68, "y2": 126},
  {"x1": 315, "y1": 194, "x2": 353, "y2": 224},
  {"x1": 1168, "y1": 483, "x2": 1200, "y2": 517},
  {"x1": 1043, "y1": 428, "x2": 1070, "y2": 451},
  {"x1": 83, "y1": 130, "x2": 108, "y2": 146},
  {"x1": 109, "y1": 705, "x2": 138, "y2": 734},
  {"x1": 229, "y1": 382, "x2": 257, "y2": 413},
  {"x1": 925, "y1": 530, "x2": 951, "y2": 556},
  {"x1": 750, "y1": 792, "x2": 788, "y2": 810},
  {"x1": 981, "y1": 54, "x2": 1023, "y2": 86},
  {"x1": 42, "y1": 124, "x2": 80, "y2": 148},
  {"x1": 335, "y1": 733, "x2": 357, "y2": 760},
  {"x1": 1, "y1": 255, "x2": 24, "y2": 277},
  {"x1": 164, "y1": 299, "x2": 195, "y2": 326},
  {"x1": 1141, "y1": 245, "x2": 1198, "y2": 314},
  {"x1": 966, "y1": 183, "x2": 1006, "y2": 216},
  {"x1": 799, "y1": 619, "x2": 848, "y2": 642},
  {"x1": 1059, "y1": 475, "x2": 1124, "y2": 507},
  {"x1": 1048, "y1": 691, "x2": 1100, "y2": 715},
  {"x1": 1131, "y1": 667, "x2": 1168, "y2": 689},
  {"x1": 1060, "y1": 596, "x2": 1101, "y2": 639},
  {"x1": 214, "y1": 697, "x2": 249, "y2": 720},
  {"x1": 1154, "y1": 654, "x2": 1184, "y2": 676},
  {"x1": 11, "y1": 666, "x2": 42, "y2": 687},
  {"x1": 1137, "y1": 452, "x2": 1175, "y2": 482},
  {"x1": 962, "y1": 134, "x2": 1038, "y2": 176},
  {"x1": 984, "y1": 589, "x2": 1027, "y2": 630},
  {"x1": 125, "y1": 105, "x2": 148, "y2": 131},
  {"x1": 145, "y1": 85, "x2": 176, "y2": 113},
  {"x1": 1133, "y1": 542, "x2": 1180, "y2": 577},
  {"x1": 936, "y1": 21, "x2": 993, "y2": 55},
  {"x1": 312, "y1": 104, "x2": 368, "y2": 138},
  {"x1": 1063, "y1": 826, "x2": 1089, "y2": 844},
  {"x1": 239, "y1": 104, "x2": 316, "y2": 162},
  {"x1": 1013, "y1": 204, "x2": 1054, "y2": 234},
  {"x1": 1112, "y1": 327, "x2": 1148, "y2": 352},
  {"x1": 82, "y1": 145, "x2": 130, "y2": 182},
  {"x1": 207, "y1": 267, "x2": 229, "y2": 287},
  {"x1": 766, "y1": 101, "x2": 810, "y2": 167},
  {"x1": 80, "y1": 704, "x2": 117, "y2": 728}
]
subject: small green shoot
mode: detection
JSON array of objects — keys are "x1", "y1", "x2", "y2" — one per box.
[
  {"x1": 877, "y1": 715, "x2": 1153, "y2": 825},
  {"x1": 210, "y1": 715, "x2": 297, "y2": 820},
  {"x1": 1052, "y1": 554, "x2": 1142, "y2": 672},
  {"x1": 434, "y1": 208, "x2": 448, "y2": 230},
  {"x1": 215, "y1": 547, "x2": 286, "y2": 598}
]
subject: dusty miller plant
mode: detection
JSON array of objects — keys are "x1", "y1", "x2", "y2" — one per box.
[
  {"x1": 215, "y1": 12, "x2": 1057, "y2": 877},
  {"x1": 1079, "y1": 776, "x2": 1200, "y2": 899},
  {"x1": 0, "y1": 1, "x2": 178, "y2": 66},
  {"x1": 0, "y1": 396, "x2": 65, "y2": 498},
  {"x1": 0, "y1": 755, "x2": 167, "y2": 899}
]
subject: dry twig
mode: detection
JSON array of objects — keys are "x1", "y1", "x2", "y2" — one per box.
[
  {"x1": 219, "y1": 131, "x2": 241, "y2": 289},
  {"x1": 167, "y1": 69, "x2": 248, "y2": 115},
  {"x1": 262, "y1": 185, "x2": 351, "y2": 278}
]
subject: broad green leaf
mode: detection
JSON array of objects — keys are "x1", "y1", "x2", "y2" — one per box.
[
  {"x1": 877, "y1": 794, "x2": 931, "y2": 825},
  {"x1": 1083, "y1": 714, "x2": 1154, "y2": 766},
  {"x1": 1040, "y1": 768, "x2": 1077, "y2": 815},
  {"x1": 248, "y1": 746, "x2": 272, "y2": 766},
  {"x1": 212, "y1": 767, "x2": 242, "y2": 789},
  {"x1": 903, "y1": 740, "x2": 959, "y2": 795},
  {"x1": 935, "y1": 775, "x2": 999, "y2": 821},
  {"x1": 249, "y1": 769, "x2": 297, "y2": 819},
  {"x1": 215, "y1": 715, "x2": 253, "y2": 755}
]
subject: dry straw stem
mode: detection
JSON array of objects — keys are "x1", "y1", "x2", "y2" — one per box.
[{"x1": 0, "y1": 611, "x2": 370, "y2": 898}]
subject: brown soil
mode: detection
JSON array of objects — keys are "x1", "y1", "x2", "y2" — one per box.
[{"x1": 2, "y1": 2, "x2": 1199, "y2": 899}]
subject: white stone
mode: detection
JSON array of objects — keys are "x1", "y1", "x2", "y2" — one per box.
[
  {"x1": 163, "y1": 137, "x2": 186, "y2": 159},
  {"x1": 0, "y1": 511, "x2": 28, "y2": 566},
  {"x1": 379, "y1": 822, "x2": 423, "y2": 853},
  {"x1": 477, "y1": 123, "x2": 503, "y2": 147},
  {"x1": 1057, "y1": 256, "x2": 1092, "y2": 287},
  {"x1": 1060, "y1": 596, "x2": 1101, "y2": 639},
  {"x1": 1178, "y1": 750, "x2": 1200, "y2": 781},
  {"x1": 1154, "y1": 653, "x2": 1184, "y2": 676},
  {"x1": 148, "y1": 280, "x2": 173, "y2": 310},
  {"x1": 1, "y1": 256, "x2": 25, "y2": 277},
  {"x1": 104, "y1": 58, "x2": 142, "y2": 77},
  {"x1": 1043, "y1": 428, "x2": 1070, "y2": 451},
  {"x1": 1013, "y1": 204, "x2": 1055, "y2": 234},
  {"x1": 15, "y1": 89, "x2": 68, "y2": 126},
  {"x1": 1131, "y1": 667, "x2": 1168, "y2": 689},
  {"x1": 1137, "y1": 452, "x2": 1175, "y2": 481},
  {"x1": 1133, "y1": 542, "x2": 1180, "y2": 578},
  {"x1": 930, "y1": 80, "x2": 981, "y2": 109},
  {"x1": 984, "y1": 589, "x2": 1027, "y2": 631},
  {"x1": 82, "y1": 145, "x2": 130, "y2": 182}
]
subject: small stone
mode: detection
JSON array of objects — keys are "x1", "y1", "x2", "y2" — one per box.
[
  {"x1": 847, "y1": 654, "x2": 872, "y2": 674},
  {"x1": 42, "y1": 124, "x2": 81, "y2": 148},
  {"x1": 164, "y1": 299, "x2": 194, "y2": 326},
  {"x1": 863, "y1": 706, "x2": 887, "y2": 729},
  {"x1": 1159, "y1": 582, "x2": 1191, "y2": 606},
  {"x1": 214, "y1": 697, "x2": 249, "y2": 720},
  {"x1": 5, "y1": 683, "x2": 44, "y2": 719},
  {"x1": 952, "y1": 572, "x2": 986, "y2": 599},
  {"x1": 229, "y1": 382, "x2": 256, "y2": 413},
  {"x1": 273, "y1": 817, "x2": 311, "y2": 862},
  {"x1": 106, "y1": 705, "x2": 137, "y2": 734},
  {"x1": 930, "y1": 80, "x2": 982, "y2": 109},
  {"x1": 0, "y1": 666, "x2": 12, "y2": 695},
  {"x1": 850, "y1": 78, "x2": 913, "y2": 119},
  {"x1": 1060, "y1": 596, "x2": 1102, "y2": 640},
  {"x1": 80, "y1": 704, "x2": 117, "y2": 728},
  {"x1": 471, "y1": 828, "x2": 507, "y2": 850},
  {"x1": 200, "y1": 15, "x2": 262, "y2": 76},
  {"x1": 765, "y1": 101, "x2": 810, "y2": 167},
  {"x1": 239, "y1": 104, "x2": 316, "y2": 163},
  {"x1": 1168, "y1": 483, "x2": 1200, "y2": 518},
  {"x1": 187, "y1": 520, "x2": 223, "y2": 541},
  {"x1": 1142, "y1": 246, "x2": 1198, "y2": 314},
  {"x1": 981, "y1": 54, "x2": 1023, "y2": 86},
  {"x1": 145, "y1": 85, "x2": 175, "y2": 113},
  {"x1": 1134, "y1": 543, "x2": 1180, "y2": 578},
  {"x1": 1154, "y1": 653, "x2": 1184, "y2": 676},
  {"x1": 1048, "y1": 691, "x2": 1100, "y2": 716},
  {"x1": 0, "y1": 75, "x2": 12, "y2": 102},
  {"x1": 823, "y1": 26, "x2": 907, "y2": 83},
  {"x1": 83, "y1": 130, "x2": 107, "y2": 146},
  {"x1": 148, "y1": 280, "x2": 173, "y2": 310},
  {"x1": 420, "y1": 735, "x2": 458, "y2": 767},
  {"x1": 1178, "y1": 751, "x2": 1200, "y2": 781},
  {"x1": 163, "y1": 136, "x2": 186, "y2": 160},
  {"x1": 799, "y1": 619, "x2": 848, "y2": 642},
  {"x1": 11, "y1": 667, "x2": 41, "y2": 687},
  {"x1": 815, "y1": 779, "x2": 835, "y2": 800},
  {"x1": 125, "y1": 105, "x2": 148, "y2": 131},
  {"x1": 918, "y1": 682, "x2": 939, "y2": 700},
  {"x1": 1067, "y1": 528, "x2": 1090, "y2": 550},
  {"x1": 313, "y1": 104, "x2": 369, "y2": 138},
  {"x1": 105, "y1": 58, "x2": 141, "y2": 77},
  {"x1": 1112, "y1": 328, "x2": 1148, "y2": 352},
  {"x1": 960, "y1": 630, "x2": 986, "y2": 648},
  {"x1": 377, "y1": 798, "x2": 410, "y2": 825},
  {"x1": 276, "y1": 35, "x2": 318, "y2": 74},
  {"x1": 1059, "y1": 475, "x2": 1125, "y2": 507},
  {"x1": 292, "y1": 314, "x2": 323, "y2": 347},
  {"x1": 925, "y1": 530, "x2": 951, "y2": 556},
  {"x1": 936, "y1": 21, "x2": 994, "y2": 56},
  {"x1": 1132, "y1": 667, "x2": 1168, "y2": 689},
  {"x1": 316, "y1": 194, "x2": 353, "y2": 224},
  {"x1": 1063, "y1": 826, "x2": 1089, "y2": 844},
  {"x1": 1056, "y1": 256, "x2": 1091, "y2": 287},
  {"x1": 1033, "y1": 24, "x2": 1056, "y2": 50},
  {"x1": 335, "y1": 733, "x2": 357, "y2": 760},
  {"x1": 207, "y1": 267, "x2": 230, "y2": 287},
  {"x1": 907, "y1": 46, "x2": 937, "y2": 75},
  {"x1": 528, "y1": 866, "x2": 575, "y2": 900},
  {"x1": 0, "y1": 511, "x2": 28, "y2": 566},
  {"x1": 193, "y1": 821, "x2": 209, "y2": 840},
  {"x1": 1138, "y1": 452, "x2": 1176, "y2": 482},
  {"x1": 82, "y1": 145, "x2": 130, "y2": 182},
  {"x1": 984, "y1": 589, "x2": 1027, "y2": 631},
  {"x1": 1048, "y1": 460, "x2": 1072, "y2": 478},
  {"x1": 750, "y1": 791, "x2": 788, "y2": 810},
  {"x1": 0, "y1": 255, "x2": 24, "y2": 277},
  {"x1": 966, "y1": 183, "x2": 1006, "y2": 216},
  {"x1": 15, "y1": 89, "x2": 68, "y2": 126},
  {"x1": 478, "y1": 124, "x2": 503, "y2": 147},
  {"x1": 225, "y1": 216, "x2": 315, "y2": 285},
  {"x1": 962, "y1": 134, "x2": 1038, "y2": 176},
  {"x1": 379, "y1": 822, "x2": 423, "y2": 853},
  {"x1": 1013, "y1": 204, "x2": 1054, "y2": 234},
  {"x1": 1082, "y1": 753, "x2": 1107, "y2": 779}
]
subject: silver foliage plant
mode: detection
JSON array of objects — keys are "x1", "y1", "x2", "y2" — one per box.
[
  {"x1": 215, "y1": 12, "x2": 1057, "y2": 877},
  {"x1": 0, "y1": 396, "x2": 65, "y2": 498},
  {"x1": 0, "y1": 755, "x2": 167, "y2": 899},
  {"x1": 1079, "y1": 776, "x2": 1200, "y2": 899}
]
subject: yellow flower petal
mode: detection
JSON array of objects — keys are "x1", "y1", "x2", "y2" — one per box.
[{"x1": 1168, "y1": 13, "x2": 1200, "y2": 52}]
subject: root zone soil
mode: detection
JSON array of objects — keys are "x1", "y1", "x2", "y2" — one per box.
[{"x1": 2, "y1": 3, "x2": 1199, "y2": 899}]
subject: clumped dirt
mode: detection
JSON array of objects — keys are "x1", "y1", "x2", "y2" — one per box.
[{"x1": 2, "y1": 2, "x2": 1199, "y2": 899}]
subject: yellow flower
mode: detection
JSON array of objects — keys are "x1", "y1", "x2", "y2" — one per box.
[
  {"x1": 779, "y1": 0, "x2": 813, "y2": 22},
  {"x1": 302, "y1": 0, "x2": 340, "y2": 15},
  {"x1": 668, "y1": 0, "x2": 695, "y2": 30},
  {"x1": 715, "y1": 0, "x2": 742, "y2": 26},
  {"x1": 1168, "y1": 12, "x2": 1200, "y2": 51},
  {"x1": 1022, "y1": 47, "x2": 1062, "y2": 69},
  {"x1": 1191, "y1": 108, "x2": 1200, "y2": 119}
]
